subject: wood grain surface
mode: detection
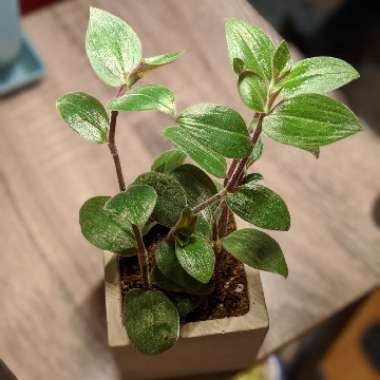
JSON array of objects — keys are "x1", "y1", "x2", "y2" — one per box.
[{"x1": 0, "y1": 1, "x2": 379, "y2": 379}]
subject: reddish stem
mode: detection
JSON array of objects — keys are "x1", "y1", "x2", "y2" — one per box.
[
  {"x1": 132, "y1": 224, "x2": 151, "y2": 290},
  {"x1": 108, "y1": 86, "x2": 127, "y2": 192},
  {"x1": 192, "y1": 115, "x2": 264, "y2": 217}
]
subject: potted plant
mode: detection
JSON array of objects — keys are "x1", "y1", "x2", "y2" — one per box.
[{"x1": 56, "y1": 7, "x2": 361, "y2": 379}]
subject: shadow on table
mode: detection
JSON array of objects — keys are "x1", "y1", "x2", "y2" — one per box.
[
  {"x1": 72, "y1": 282, "x2": 123, "y2": 379},
  {"x1": 372, "y1": 195, "x2": 380, "y2": 227}
]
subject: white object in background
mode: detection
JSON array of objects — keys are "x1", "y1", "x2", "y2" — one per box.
[{"x1": 0, "y1": 0, "x2": 22, "y2": 67}]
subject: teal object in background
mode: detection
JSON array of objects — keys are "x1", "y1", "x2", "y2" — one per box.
[
  {"x1": 0, "y1": 0, "x2": 22, "y2": 66},
  {"x1": 0, "y1": 0, "x2": 44, "y2": 95}
]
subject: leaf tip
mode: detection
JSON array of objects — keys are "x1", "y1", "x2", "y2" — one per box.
[
  {"x1": 281, "y1": 265, "x2": 289, "y2": 278},
  {"x1": 88, "y1": 6, "x2": 103, "y2": 20},
  {"x1": 176, "y1": 50, "x2": 185, "y2": 58},
  {"x1": 355, "y1": 119, "x2": 364, "y2": 132}
]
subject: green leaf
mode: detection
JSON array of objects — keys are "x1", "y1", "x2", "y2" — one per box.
[
  {"x1": 233, "y1": 57, "x2": 245, "y2": 74},
  {"x1": 305, "y1": 146, "x2": 320, "y2": 159},
  {"x1": 171, "y1": 207, "x2": 198, "y2": 245},
  {"x1": 177, "y1": 103, "x2": 251, "y2": 159},
  {"x1": 243, "y1": 173, "x2": 264, "y2": 187},
  {"x1": 175, "y1": 235, "x2": 215, "y2": 284},
  {"x1": 150, "y1": 266, "x2": 184, "y2": 293},
  {"x1": 272, "y1": 40, "x2": 290, "y2": 78},
  {"x1": 86, "y1": 7, "x2": 142, "y2": 87},
  {"x1": 107, "y1": 84, "x2": 176, "y2": 116},
  {"x1": 277, "y1": 57, "x2": 359, "y2": 97},
  {"x1": 238, "y1": 72, "x2": 268, "y2": 112},
  {"x1": 123, "y1": 289, "x2": 179, "y2": 355},
  {"x1": 171, "y1": 295, "x2": 200, "y2": 318},
  {"x1": 144, "y1": 51, "x2": 183, "y2": 66},
  {"x1": 56, "y1": 92, "x2": 109, "y2": 144},
  {"x1": 263, "y1": 94, "x2": 362, "y2": 152},
  {"x1": 155, "y1": 240, "x2": 214, "y2": 294},
  {"x1": 247, "y1": 137, "x2": 263, "y2": 166},
  {"x1": 226, "y1": 185, "x2": 290, "y2": 231},
  {"x1": 163, "y1": 126, "x2": 226, "y2": 178},
  {"x1": 170, "y1": 211, "x2": 211, "y2": 244},
  {"x1": 247, "y1": 119, "x2": 264, "y2": 166},
  {"x1": 79, "y1": 196, "x2": 136, "y2": 255},
  {"x1": 104, "y1": 185, "x2": 157, "y2": 229},
  {"x1": 222, "y1": 228, "x2": 288, "y2": 277},
  {"x1": 171, "y1": 164, "x2": 218, "y2": 222},
  {"x1": 129, "y1": 51, "x2": 183, "y2": 83},
  {"x1": 140, "y1": 51, "x2": 182, "y2": 74},
  {"x1": 151, "y1": 149, "x2": 186, "y2": 173},
  {"x1": 225, "y1": 18, "x2": 275, "y2": 81},
  {"x1": 134, "y1": 172, "x2": 187, "y2": 227},
  {"x1": 194, "y1": 215, "x2": 212, "y2": 239}
]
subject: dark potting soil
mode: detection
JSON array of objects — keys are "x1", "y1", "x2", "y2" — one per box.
[{"x1": 119, "y1": 219, "x2": 250, "y2": 324}]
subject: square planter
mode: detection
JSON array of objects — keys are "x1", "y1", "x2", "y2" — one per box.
[{"x1": 104, "y1": 249, "x2": 269, "y2": 379}]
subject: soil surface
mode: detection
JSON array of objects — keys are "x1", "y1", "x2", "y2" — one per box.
[{"x1": 119, "y1": 218, "x2": 250, "y2": 324}]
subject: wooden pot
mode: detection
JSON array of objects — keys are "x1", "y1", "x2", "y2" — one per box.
[{"x1": 104, "y1": 250, "x2": 268, "y2": 379}]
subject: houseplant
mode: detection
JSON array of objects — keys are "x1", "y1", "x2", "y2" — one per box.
[{"x1": 56, "y1": 6, "x2": 361, "y2": 376}]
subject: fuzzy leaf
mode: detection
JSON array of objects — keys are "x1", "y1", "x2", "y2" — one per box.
[
  {"x1": 194, "y1": 215, "x2": 212, "y2": 239},
  {"x1": 79, "y1": 196, "x2": 136, "y2": 255},
  {"x1": 104, "y1": 185, "x2": 157, "y2": 229},
  {"x1": 277, "y1": 57, "x2": 359, "y2": 97},
  {"x1": 305, "y1": 146, "x2": 320, "y2": 158},
  {"x1": 151, "y1": 149, "x2": 186, "y2": 173},
  {"x1": 247, "y1": 119, "x2": 264, "y2": 166},
  {"x1": 134, "y1": 172, "x2": 187, "y2": 227},
  {"x1": 272, "y1": 40, "x2": 290, "y2": 77},
  {"x1": 222, "y1": 228, "x2": 288, "y2": 277},
  {"x1": 225, "y1": 18, "x2": 275, "y2": 81},
  {"x1": 238, "y1": 72, "x2": 268, "y2": 112},
  {"x1": 263, "y1": 94, "x2": 362, "y2": 152},
  {"x1": 123, "y1": 289, "x2": 179, "y2": 355},
  {"x1": 177, "y1": 103, "x2": 251, "y2": 159},
  {"x1": 175, "y1": 235, "x2": 215, "y2": 284},
  {"x1": 155, "y1": 240, "x2": 214, "y2": 294},
  {"x1": 233, "y1": 57, "x2": 245, "y2": 74},
  {"x1": 171, "y1": 164, "x2": 218, "y2": 222},
  {"x1": 226, "y1": 185, "x2": 290, "y2": 231},
  {"x1": 171, "y1": 210, "x2": 211, "y2": 242},
  {"x1": 135, "y1": 51, "x2": 183, "y2": 78},
  {"x1": 56, "y1": 92, "x2": 109, "y2": 144},
  {"x1": 144, "y1": 51, "x2": 183, "y2": 66},
  {"x1": 171, "y1": 295, "x2": 201, "y2": 318},
  {"x1": 107, "y1": 84, "x2": 176, "y2": 116},
  {"x1": 163, "y1": 126, "x2": 226, "y2": 178},
  {"x1": 247, "y1": 137, "x2": 263, "y2": 165},
  {"x1": 243, "y1": 173, "x2": 264, "y2": 186},
  {"x1": 86, "y1": 7, "x2": 142, "y2": 87},
  {"x1": 171, "y1": 207, "x2": 198, "y2": 245},
  {"x1": 150, "y1": 266, "x2": 184, "y2": 293}
]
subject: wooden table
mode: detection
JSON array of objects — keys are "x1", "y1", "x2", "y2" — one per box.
[{"x1": 1, "y1": 1, "x2": 379, "y2": 379}]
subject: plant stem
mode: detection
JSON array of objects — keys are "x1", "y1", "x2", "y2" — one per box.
[
  {"x1": 108, "y1": 111, "x2": 126, "y2": 191},
  {"x1": 132, "y1": 224, "x2": 151, "y2": 290},
  {"x1": 218, "y1": 201, "x2": 230, "y2": 237},
  {"x1": 224, "y1": 159, "x2": 238, "y2": 186},
  {"x1": 108, "y1": 86, "x2": 127, "y2": 192},
  {"x1": 191, "y1": 188, "x2": 228, "y2": 214},
  {"x1": 192, "y1": 114, "x2": 265, "y2": 217},
  {"x1": 226, "y1": 114, "x2": 264, "y2": 190}
]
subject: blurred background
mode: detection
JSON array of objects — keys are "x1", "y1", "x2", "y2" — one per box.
[{"x1": 1, "y1": 1, "x2": 379, "y2": 380}]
